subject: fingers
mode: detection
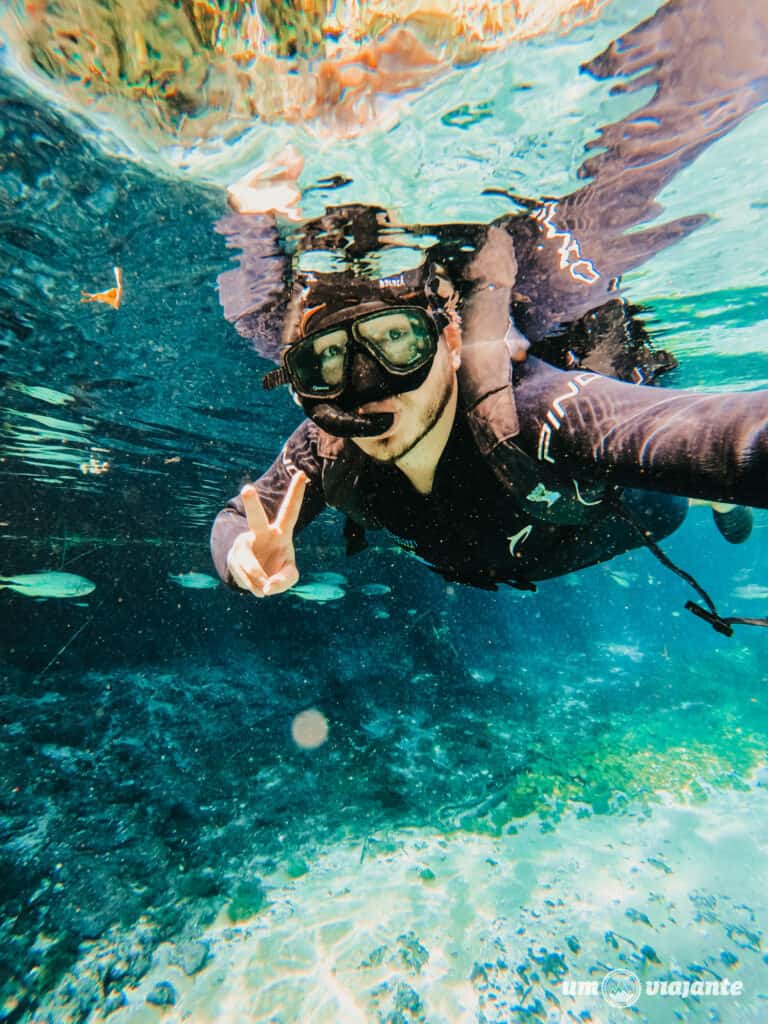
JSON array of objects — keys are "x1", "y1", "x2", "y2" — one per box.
[
  {"x1": 263, "y1": 563, "x2": 300, "y2": 597},
  {"x1": 274, "y1": 471, "x2": 308, "y2": 536},
  {"x1": 227, "y1": 533, "x2": 269, "y2": 595},
  {"x1": 226, "y1": 532, "x2": 299, "y2": 598},
  {"x1": 241, "y1": 484, "x2": 270, "y2": 535},
  {"x1": 232, "y1": 145, "x2": 304, "y2": 188},
  {"x1": 270, "y1": 144, "x2": 304, "y2": 181}
]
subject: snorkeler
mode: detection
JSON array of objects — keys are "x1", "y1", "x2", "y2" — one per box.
[
  {"x1": 210, "y1": 0, "x2": 768, "y2": 633},
  {"x1": 210, "y1": 244, "x2": 766, "y2": 632}
]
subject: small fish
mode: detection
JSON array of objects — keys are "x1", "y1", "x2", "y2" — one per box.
[
  {"x1": 290, "y1": 583, "x2": 345, "y2": 602},
  {"x1": 0, "y1": 571, "x2": 96, "y2": 599},
  {"x1": 308, "y1": 571, "x2": 347, "y2": 585},
  {"x1": 81, "y1": 266, "x2": 123, "y2": 310},
  {"x1": 733, "y1": 584, "x2": 768, "y2": 601},
  {"x1": 607, "y1": 570, "x2": 635, "y2": 589},
  {"x1": 360, "y1": 583, "x2": 391, "y2": 597},
  {"x1": 168, "y1": 572, "x2": 219, "y2": 590}
]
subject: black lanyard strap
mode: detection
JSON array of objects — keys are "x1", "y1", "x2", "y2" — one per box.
[{"x1": 609, "y1": 497, "x2": 768, "y2": 637}]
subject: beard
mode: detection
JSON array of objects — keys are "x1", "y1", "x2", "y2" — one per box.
[{"x1": 354, "y1": 347, "x2": 456, "y2": 462}]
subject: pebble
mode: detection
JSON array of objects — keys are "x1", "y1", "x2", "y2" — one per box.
[
  {"x1": 170, "y1": 939, "x2": 211, "y2": 976},
  {"x1": 146, "y1": 981, "x2": 177, "y2": 1007}
]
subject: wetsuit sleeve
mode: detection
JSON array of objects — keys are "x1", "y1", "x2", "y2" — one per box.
[
  {"x1": 209, "y1": 419, "x2": 327, "y2": 583},
  {"x1": 513, "y1": 357, "x2": 768, "y2": 508}
]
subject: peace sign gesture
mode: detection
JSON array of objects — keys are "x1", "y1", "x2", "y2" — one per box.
[{"x1": 226, "y1": 472, "x2": 308, "y2": 597}]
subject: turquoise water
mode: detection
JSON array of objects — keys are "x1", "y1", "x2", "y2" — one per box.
[{"x1": 2, "y1": 2, "x2": 768, "y2": 1021}]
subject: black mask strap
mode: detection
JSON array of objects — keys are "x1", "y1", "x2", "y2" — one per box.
[{"x1": 263, "y1": 367, "x2": 289, "y2": 391}]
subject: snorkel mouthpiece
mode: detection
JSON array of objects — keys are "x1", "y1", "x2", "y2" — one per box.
[{"x1": 305, "y1": 402, "x2": 395, "y2": 437}]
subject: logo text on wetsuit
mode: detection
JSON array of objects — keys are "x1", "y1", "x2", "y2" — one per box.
[{"x1": 537, "y1": 372, "x2": 600, "y2": 465}]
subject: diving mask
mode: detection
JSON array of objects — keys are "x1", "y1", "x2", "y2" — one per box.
[
  {"x1": 262, "y1": 304, "x2": 441, "y2": 437},
  {"x1": 264, "y1": 305, "x2": 438, "y2": 399}
]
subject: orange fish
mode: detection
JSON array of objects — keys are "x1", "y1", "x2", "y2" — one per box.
[{"x1": 81, "y1": 266, "x2": 123, "y2": 309}]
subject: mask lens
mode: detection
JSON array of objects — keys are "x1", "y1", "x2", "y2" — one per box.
[
  {"x1": 284, "y1": 307, "x2": 438, "y2": 398},
  {"x1": 285, "y1": 328, "x2": 349, "y2": 396},
  {"x1": 355, "y1": 309, "x2": 436, "y2": 370}
]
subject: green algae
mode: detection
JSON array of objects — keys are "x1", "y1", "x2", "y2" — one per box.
[
  {"x1": 226, "y1": 878, "x2": 267, "y2": 923},
  {"x1": 454, "y1": 652, "x2": 768, "y2": 835}
]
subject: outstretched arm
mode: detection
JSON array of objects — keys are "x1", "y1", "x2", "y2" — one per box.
[{"x1": 514, "y1": 357, "x2": 768, "y2": 508}]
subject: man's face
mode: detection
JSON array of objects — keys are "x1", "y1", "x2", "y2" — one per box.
[{"x1": 350, "y1": 332, "x2": 459, "y2": 461}]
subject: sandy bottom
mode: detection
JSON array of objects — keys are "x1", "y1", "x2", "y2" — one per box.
[{"x1": 92, "y1": 782, "x2": 768, "y2": 1024}]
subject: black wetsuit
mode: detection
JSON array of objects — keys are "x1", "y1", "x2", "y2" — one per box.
[
  {"x1": 211, "y1": 0, "x2": 768, "y2": 593},
  {"x1": 210, "y1": 357, "x2": 767, "y2": 589}
]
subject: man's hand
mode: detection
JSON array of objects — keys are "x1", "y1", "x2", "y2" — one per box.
[{"x1": 226, "y1": 473, "x2": 307, "y2": 597}]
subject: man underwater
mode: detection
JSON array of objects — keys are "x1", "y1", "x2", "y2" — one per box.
[
  {"x1": 210, "y1": 0, "x2": 768, "y2": 632},
  {"x1": 210, "y1": 218, "x2": 767, "y2": 634}
]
